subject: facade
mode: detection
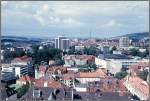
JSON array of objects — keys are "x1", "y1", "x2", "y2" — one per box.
[
  {"x1": 11, "y1": 56, "x2": 33, "y2": 76},
  {"x1": 119, "y1": 37, "x2": 130, "y2": 49},
  {"x1": 14, "y1": 65, "x2": 28, "y2": 77},
  {"x1": 63, "y1": 55, "x2": 95, "y2": 67},
  {"x1": 75, "y1": 45, "x2": 85, "y2": 51},
  {"x1": 62, "y1": 39, "x2": 70, "y2": 51},
  {"x1": 95, "y1": 54, "x2": 149, "y2": 74},
  {"x1": 55, "y1": 36, "x2": 70, "y2": 51},
  {"x1": 2, "y1": 64, "x2": 16, "y2": 82}
]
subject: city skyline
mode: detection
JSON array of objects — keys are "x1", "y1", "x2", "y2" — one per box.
[{"x1": 2, "y1": 1, "x2": 149, "y2": 38}]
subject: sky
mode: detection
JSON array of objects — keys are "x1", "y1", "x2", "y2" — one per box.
[{"x1": 1, "y1": 1, "x2": 149, "y2": 38}]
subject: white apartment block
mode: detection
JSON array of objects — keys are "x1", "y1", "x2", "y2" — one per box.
[{"x1": 95, "y1": 55, "x2": 149, "y2": 74}]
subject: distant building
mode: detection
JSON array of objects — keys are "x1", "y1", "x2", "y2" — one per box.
[
  {"x1": 95, "y1": 54, "x2": 148, "y2": 74},
  {"x1": 119, "y1": 37, "x2": 130, "y2": 49},
  {"x1": 75, "y1": 45, "x2": 85, "y2": 51},
  {"x1": 63, "y1": 55, "x2": 95, "y2": 67},
  {"x1": 55, "y1": 36, "x2": 70, "y2": 51},
  {"x1": 100, "y1": 45, "x2": 110, "y2": 54}
]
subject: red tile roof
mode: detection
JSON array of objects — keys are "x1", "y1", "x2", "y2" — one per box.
[
  {"x1": 34, "y1": 77, "x2": 69, "y2": 89},
  {"x1": 38, "y1": 65, "x2": 47, "y2": 73},
  {"x1": 14, "y1": 56, "x2": 32, "y2": 62},
  {"x1": 17, "y1": 75, "x2": 34, "y2": 82},
  {"x1": 63, "y1": 55, "x2": 95, "y2": 61},
  {"x1": 76, "y1": 68, "x2": 107, "y2": 78},
  {"x1": 123, "y1": 75, "x2": 149, "y2": 97}
]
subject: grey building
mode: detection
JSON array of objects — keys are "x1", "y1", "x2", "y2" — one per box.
[
  {"x1": 119, "y1": 37, "x2": 130, "y2": 49},
  {"x1": 55, "y1": 36, "x2": 70, "y2": 51}
]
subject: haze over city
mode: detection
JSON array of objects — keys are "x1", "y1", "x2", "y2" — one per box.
[{"x1": 1, "y1": 1, "x2": 149, "y2": 38}]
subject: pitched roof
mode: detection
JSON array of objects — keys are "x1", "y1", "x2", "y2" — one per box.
[
  {"x1": 17, "y1": 75, "x2": 34, "y2": 82},
  {"x1": 123, "y1": 75, "x2": 149, "y2": 97},
  {"x1": 76, "y1": 69, "x2": 107, "y2": 78},
  {"x1": 34, "y1": 77, "x2": 69, "y2": 89},
  {"x1": 13, "y1": 56, "x2": 32, "y2": 62}
]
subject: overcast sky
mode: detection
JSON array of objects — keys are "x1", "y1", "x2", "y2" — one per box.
[{"x1": 1, "y1": 1, "x2": 149, "y2": 38}]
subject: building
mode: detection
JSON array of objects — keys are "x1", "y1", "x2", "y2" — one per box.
[
  {"x1": 75, "y1": 68, "x2": 107, "y2": 84},
  {"x1": 1, "y1": 64, "x2": 16, "y2": 82},
  {"x1": 75, "y1": 45, "x2": 85, "y2": 51},
  {"x1": 123, "y1": 75, "x2": 149, "y2": 100},
  {"x1": 63, "y1": 55, "x2": 95, "y2": 67},
  {"x1": 100, "y1": 45, "x2": 110, "y2": 54},
  {"x1": 119, "y1": 37, "x2": 130, "y2": 49},
  {"x1": 13, "y1": 65, "x2": 28, "y2": 77},
  {"x1": 55, "y1": 36, "x2": 70, "y2": 51},
  {"x1": 95, "y1": 54, "x2": 148, "y2": 74},
  {"x1": 62, "y1": 39, "x2": 70, "y2": 51},
  {"x1": 35, "y1": 65, "x2": 47, "y2": 79},
  {"x1": 11, "y1": 56, "x2": 33, "y2": 76},
  {"x1": 16, "y1": 75, "x2": 34, "y2": 86}
]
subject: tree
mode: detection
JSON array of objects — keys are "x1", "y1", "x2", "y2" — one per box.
[
  {"x1": 115, "y1": 71, "x2": 127, "y2": 80},
  {"x1": 110, "y1": 46, "x2": 117, "y2": 53},
  {"x1": 129, "y1": 48, "x2": 138, "y2": 56},
  {"x1": 83, "y1": 46, "x2": 98, "y2": 56},
  {"x1": 17, "y1": 83, "x2": 30, "y2": 98},
  {"x1": 138, "y1": 70, "x2": 149, "y2": 81}
]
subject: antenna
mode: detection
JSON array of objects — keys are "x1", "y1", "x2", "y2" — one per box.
[{"x1": 89, "y1": 30, "x2": 92, "y2": 39}]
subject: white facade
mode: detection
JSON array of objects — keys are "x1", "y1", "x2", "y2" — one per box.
[
  {"x1": 75, "y1": 84, "x2": 87, "y2": 92},
  {"x1": 95, "y1": 57, "x2": 148, "y2": 74},
  {"x1": 76, "y1": 78, "x2": 100, "y2": 84},
  {"x1": 75, "y1": 46, "x2": 84, "y2": 51},
  {"x1": 14, "y1": 66, "x2": 28, "y2": 77},
  {"x1": 95, "y1": 57, "x2": 107, "y2": 68}
]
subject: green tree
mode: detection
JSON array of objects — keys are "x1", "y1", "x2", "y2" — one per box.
[
  {"x1": 115, "y1": 71, "x2": 127, "y2": 80},
  {"x1": 17, "y1": 83, "x2": 30, "y2": 98},
  {"x1": 129, "y1": 48, "x2": 138, "y2": 56},
  {"x1": 110, "y1": 46, "x2": 117, "y2": 53},
  {"x1": 138, "y1": 70, "x2": 149, "y2": 81},
  {"x1": 83, "y1": 46, "x2": 98, "y2": 56}
]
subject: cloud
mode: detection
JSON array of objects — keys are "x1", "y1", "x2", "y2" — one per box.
[
  {"x1": 1, "y1": 1, "x2": 149, "y2": 38},
  {"x1": 102, "y1": 20, "x2": 124, "y2": 28}
]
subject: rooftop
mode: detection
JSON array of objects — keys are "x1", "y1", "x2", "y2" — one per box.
[
  {"x1": 98, "y1": 54, "x2": 132, "y2": 59},
  {"x1": 76, "y1": 68, "x2": 107, "y2": 78}
]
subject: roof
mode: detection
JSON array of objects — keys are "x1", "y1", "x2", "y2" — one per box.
[
  {"x1": 46, "y1": 66, "x2": 67, "y2": 74},
  {"x1": 63, "y1": 55, "x2": 95, "y2": 61},
  {"x1": 76, "y1": 68, "x2": 107, "y2": 78},
  {"x1": 21, "y1": 87, "x2": 72, "y2": 100},
  {"x1": 123, "y1": 75, "x2": 149, "y2": 97},
  {"x1": 34, "y1": 77, "x2": 69, "y2": 89},
  {"x1": 13, "y1": 56, "x2": 32, "y2": 62},
  {"x1": 98, "y1": 54, "x2": 132, "y2": 59},
  {"x1": 17, "y1": 75, "x2": 35, "y2": 82},
  {"x1": 129, "y1": 62, "x2": 149, "y2": 73},
  {"x1": 38, "y1": 65, "x2": 47, "y2": 73}
]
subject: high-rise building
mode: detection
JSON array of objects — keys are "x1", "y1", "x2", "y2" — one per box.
[
  {"x1": 55, "y1": 36, "x2": 70, "y2": 51},
  {"x1": 119, "y1": 37, "x2": 130, "y2": 49},
  {"x1": 62, "y1": 39, "x2": 70, "y2": 51}
]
